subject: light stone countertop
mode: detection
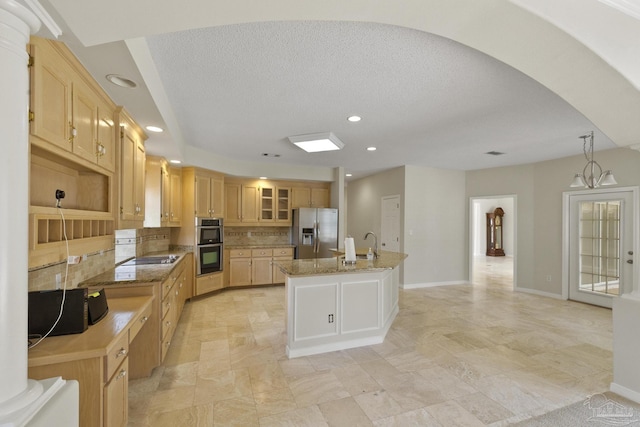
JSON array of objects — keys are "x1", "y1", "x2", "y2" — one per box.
[
  {"x1": 79, "y1": 250, "x2": 192, "y2": 287},
  {"x1": 275, "y1": 251, "x2": 407, "y2": 277},
  {"x1": 225, "y1": 244, "x2": 295, "y2": 250}
]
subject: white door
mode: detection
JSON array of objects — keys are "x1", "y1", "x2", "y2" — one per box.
[
  {"x1": 565, "y1": 188, "x2": 637, "y2": 308},
  {"x1": 381, "y1": 195, "x2": 401, "y2": 252}
]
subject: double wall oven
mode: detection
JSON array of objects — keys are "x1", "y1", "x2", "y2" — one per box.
[{"x1": 196, "y1": 218, "x2": 223, "y2": 275}]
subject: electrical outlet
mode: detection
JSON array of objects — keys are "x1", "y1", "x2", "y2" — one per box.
[
  {"x1": 55, "y1": 273, "x2": 62, "y2": 289},
  {"x1": 67, "y1": 255, "x2": 81, "y2": 264},
  {"x1": 546, "y1": 275, "x2": 552, "y2": 282},
  {"x1": 82, "y1": 254, "x2": 88, "y2": 261},
  {"x1": 328, "y1": 314, "x2": 334, "y2": 323}
]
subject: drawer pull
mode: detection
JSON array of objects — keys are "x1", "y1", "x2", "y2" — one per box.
[
  {"x1": 116, "y1": 369, "x2": 127, "y2": 380},
  {"x1": 166, "y1": 321, "x2": 172, "y2": 327},
  {"x1": 140, "y1": 316, "x2": 148, "y2": 323},
  {"x1": 116, "y1": 347, "x2": 127, "y2": 358}
]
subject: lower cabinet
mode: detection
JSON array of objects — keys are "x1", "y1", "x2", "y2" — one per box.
[
  {"x1": 228, "y1": 247, "x2": 293, "y2": 287},
  {"x1": 195, "y1": 271, "x2": 224, "y2": 296},
  {"x1": 104, "y1": 357, "x2": 128, "y2": 427},
  {"x1": 28, "y1": 297, "x2": 152, "y2": 427}
]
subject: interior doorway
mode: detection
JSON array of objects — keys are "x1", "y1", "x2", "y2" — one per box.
[{"x1": 469, "y1": 196, "x2": 516, "y2": 288}]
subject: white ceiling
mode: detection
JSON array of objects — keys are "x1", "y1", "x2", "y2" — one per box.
[{"x1": 33, "y1": 0, "x2": 640, "y2": 181}]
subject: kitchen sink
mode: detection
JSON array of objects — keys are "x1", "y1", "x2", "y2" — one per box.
[{"x1": 121, "y1": 255, "x2": 178, "y2": 266}]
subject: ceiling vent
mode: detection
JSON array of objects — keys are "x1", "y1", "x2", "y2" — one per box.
[{"x1": 485, "y1": 151, "x2": 505, "y2": 156}]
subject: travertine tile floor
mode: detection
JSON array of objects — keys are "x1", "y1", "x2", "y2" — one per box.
[{"x1": 128, "y1": 256, "x2": 614, "y2": 426}]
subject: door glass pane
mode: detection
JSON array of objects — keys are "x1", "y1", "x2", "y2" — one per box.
[{"x1": 578, "y1": 201, "x2": 621, "y2": 296}]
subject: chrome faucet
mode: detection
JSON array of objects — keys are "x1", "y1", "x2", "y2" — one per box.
[{"x1": 364, "y1": 231, "x2": 378, "y2": 258}]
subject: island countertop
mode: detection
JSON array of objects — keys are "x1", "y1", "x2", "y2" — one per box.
[{"x1": 276, "y1": 251, "x2": 407, "y2": 277}]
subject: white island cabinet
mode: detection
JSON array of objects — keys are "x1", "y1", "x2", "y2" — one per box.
[{"x1": 277, "y1": 252, "x2": 406, "y2": 358}]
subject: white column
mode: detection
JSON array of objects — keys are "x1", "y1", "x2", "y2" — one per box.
[{"x1": 0, "y1": 0, "x2": 41, "y2": 414}]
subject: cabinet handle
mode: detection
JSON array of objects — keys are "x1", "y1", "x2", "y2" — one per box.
[
  {"x1": 166, "y1": 321, "x2": 172, "y2": 327},
  {"x1": 116, "y1": 369, "x2": 127, "y2": 380},
  {"x1": 116, "y1": 347, "x2": 127, "y2": 358},
  {"x1": 68, "y1": 122, "x2": 76, "y2": 142},
  {"x1": 140, "y1": 316, "x2": 148, "y2": 323}
]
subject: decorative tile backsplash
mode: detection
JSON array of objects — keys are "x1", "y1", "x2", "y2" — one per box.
[{"x1": 225, "y1": 226, "x2": 291, "y2": 246}]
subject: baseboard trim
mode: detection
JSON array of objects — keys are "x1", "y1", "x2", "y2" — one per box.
[
  {"x1": 402, "y1": 281, "x2": 470, "y2": 290},
  {"x1": 610, "y1": 382, "x2": 640, "y2": 404},
  {"x1": 514, "y1": 286, "x2": 564, "y2": 300}
]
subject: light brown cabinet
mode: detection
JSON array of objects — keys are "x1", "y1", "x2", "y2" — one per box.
[
  {"x1": 117, "y1": 107, "x2": 147, "y2": 228},
  {"x1": 195, "y1": 172, "x2": 224, "y2": 218},
  {"x1": 260, "y1": 186, "x2": 291, "y2": 223},
  {"x1": 144, "y1": 157, "x2": 181, "y2": 228},
  {"x1": 28, "y1": 296, "x2": 152, "y2": 427},
  {"x1": 195, "y1": 272, "x2": 224, "y2": 295},
  {"x1": 291, "y1": 186, "x2": 330, "y2": 208},
  {"x1": 227, "y1": 247, "x2": 293, "y2": 287},
  {"x1": 28, "y1": 36, "x2": 121, "y2": 268},
  {"x1": 225, "y1": 182, "x2": 259, "y2": 224},
  {"x1": 29, "y1": 36, "x2": 116, "y2": 174}
]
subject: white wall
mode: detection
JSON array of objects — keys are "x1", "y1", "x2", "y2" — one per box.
[
  {"x1": 404, "y1": 165, "x2": 467, "y2": 286},
  {"x1": 346, "y1": 165, "x2": 467, "y2": 288},
  {"x1": 468, "y1": 147, "x2": 640, "y2": 296}
]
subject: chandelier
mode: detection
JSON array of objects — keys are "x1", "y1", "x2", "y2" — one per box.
[{"x1": 569, "y1": 131, "x2": 617, "y2": 189}]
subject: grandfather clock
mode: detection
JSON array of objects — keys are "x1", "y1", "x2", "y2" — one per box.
[{"x1": 486, "y1": 207, "x2": 505, "y2": 256}]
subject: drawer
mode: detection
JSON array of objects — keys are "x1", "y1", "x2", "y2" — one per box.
[
  {"x1": 273, "y1": 247, "x2": 294, "y2": 257},
  {"x1": 105, "y1": 332, "x2": 129, "y2": 381},
  {"x1": 251, "y1": 248, "x2": 273, "y2": 257},
  {"x1": 129, "y1": 301, "x2": 152, "y2": 342},
  {"x1": 162, "y1": 293, "x2": 173, "y2": 320},
  {"x1": 161, "y1": 277, "x2": 176, "y2": 300},
  {"x1": 229, "y1": 249, "x2": 251, "y2": 258},
  {"x1": 161, "y1": 334, "x2": 172, "y2": 361}
]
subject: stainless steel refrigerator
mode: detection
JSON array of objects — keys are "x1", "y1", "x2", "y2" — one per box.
[{"x1": 292, "y1": 208, "x2": 338, "y2": 259}]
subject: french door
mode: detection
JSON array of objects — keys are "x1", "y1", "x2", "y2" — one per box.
[{"x1": 564, "y1": 188, "x2": 638, "y2": 308}]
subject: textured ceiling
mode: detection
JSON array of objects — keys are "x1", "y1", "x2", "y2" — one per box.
[{"x1": 142, "y1": 21, "x2": 613, "y2": 178}]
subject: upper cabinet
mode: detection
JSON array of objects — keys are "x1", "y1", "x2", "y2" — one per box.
[
  {"x1": 115, "y1": 107, "x2": 147, "y2": 229},
  {"x1": 173, "y1": 167, "x2": 224, "y2": 246},
  {"x1": 291, "y1": 186, "x2": 330, "y2": 208},
  {"x1": 28, "y1": 36, "x2": 123, "y2": 268},
  {"x1": 144, "y1": 157, "x2": 181, "y2": 228},
  {"x1": 224, "y1": 181, "x2": 259, "y2": 225},
  {"x1": 29, "y1": 37, "x2": 116, "y2": 174}
]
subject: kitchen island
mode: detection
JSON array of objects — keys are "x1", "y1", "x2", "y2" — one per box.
[{"x1": 276, "y1": 251, "x2": 407, "y2": 358}]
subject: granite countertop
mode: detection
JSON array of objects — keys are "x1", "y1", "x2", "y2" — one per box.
[
  {"x1": 79, "y1": 250, "x2": 192, "y2": 287},
  {"x1": 225, "y1": 244, "x2": 295, "y2": 250},
  {"x1": 275, "y1": 251, "x2": 408, "y2": 277}
]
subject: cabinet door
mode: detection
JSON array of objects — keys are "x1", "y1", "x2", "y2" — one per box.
[
  {"x1": 104, "y1": 358, "x2": 128, "y2": 427},
  {"x1": 242, "y1": 185, "x2": 259, "y2": 222},
  {"x1": 195, "y1": 175, "x2": 212, "y2": 218},
  {"x1": 169, "y1": 168, "x2": 182, "y2": 224},
  {"x1": 29, "y1": 40, "x2": 73, "y2": 151},
  {"x1": 294, "y1": 284, "x2": 338, "y2": 340},
  {"x1": 276, "y1": 187, "x2": 291, "y2": 223},
  {"x1": 210, "y1": 177, "x2": 224, "y2": 218},
  {"x1": 134, "y1": 139, "x2": 146, "y2": 217},
  {"x1": 272, "y1": 256, "x2": 291, "y2": 284},
  {"x1": 225, "y1": 183, "x2": 242, "y2": 223},
  {"x1": 229, "y1": 257, "x2": 252, "y2": 286},
  {"x1": 311, "y1": 188, "x2": 329, "y2": 208},
  {"x1": 120, "y1": 128, "x2": 137, "y2": 220},
  {"x1": 252, "y1": 257, "x2": 273, "y2": 285},
  {"x1": 259, "y1": 186, "x2": 274, "y2": 222},
  {"x1": 71, "y1": 79, "x2": 99, "y2": 164},
  {"x1": 161, "y1": 165, "x2": 171, "y2": 224},
  {"x1": 96, "y1": 101, "x2": 115, "y2": 172},
  {"x1": 291, "y1": 187, "x2": 311, "y2": 208}
]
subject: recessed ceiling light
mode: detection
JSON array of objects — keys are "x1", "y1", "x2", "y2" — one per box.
[
  {"x1": 169, "y1": 160, "x2": 181, "y2": 164},
  {"x1": 105, "y1": 74, "x2": 137, "y2": 89},
  {"x1": 259, "y1": 176, "x2": 268, "y2": 180},
  {"x1": 367, "y1": 147, "x2": 377, "y2": 151},
  {"x1": 347, "y1": 116, "x2": 361, "y2": 122},
  {"x1": 288, "y1": 132, "x2": 344, "y2": 153},
  {"x1": 145, "y1": 125, "x2": 164, "y2": 133},
  {"x1": 346, "y1": 173, "x2": 353, "y2": 177}
]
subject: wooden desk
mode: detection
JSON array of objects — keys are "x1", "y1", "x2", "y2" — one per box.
[{"x1": 28, "y1": 296, "x2": 153, "y2": 427}]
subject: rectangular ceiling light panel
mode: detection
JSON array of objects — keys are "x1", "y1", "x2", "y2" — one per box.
[{"x1": 288, "y1": 132, "x2": 345, "y2": 153}]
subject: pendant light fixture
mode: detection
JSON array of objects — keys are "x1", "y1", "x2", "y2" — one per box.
[{"x1": 569, "y1": 131, "x2": 617, "y2": 189}]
